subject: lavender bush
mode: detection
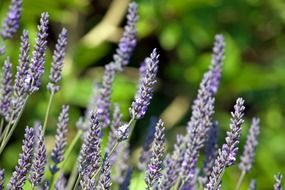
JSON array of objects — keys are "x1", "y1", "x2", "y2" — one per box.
[{"x1": 0, "y1": 1, "x2": 283, "y2": 190}]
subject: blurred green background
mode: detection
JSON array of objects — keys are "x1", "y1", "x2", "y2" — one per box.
[{"x1": 1, "y1": 0, "x2": 285, "y2": 189}]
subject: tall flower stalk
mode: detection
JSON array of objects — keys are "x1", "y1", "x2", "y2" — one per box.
[
  {"x1": 7, "y1": 127, "x2": 34, "y2": 190},
  {"x1": 235, "y1": 118, "x2": 260, "y2": 190},
  {"x1": 96, "y1": 2, "x2": 138, "y2": 128},
  {"x1": 206, "y1": 98, "x2": 245, "y2": 190},
  {"x1": 43, "y1": 28, "x2": 68, "y2": 132}
]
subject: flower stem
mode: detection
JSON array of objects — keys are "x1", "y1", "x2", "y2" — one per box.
[
  {"x1": 66, "y1": 164, "x2": 79, "y2": 190},
  {"x1": 43, "y1": 92, "x2": 55, "y2": 133},
  {"x1": 0, "y1": 97, "x2": 28, "y2": 155},
  {"x1": 61, "y1": 130, "x2": 82, "y2": 169},
  {"x1": 0, "y1": 119, "x2": 4, "y2": 135},
  {"x1": 49, "y1": 130, "x2": 83, "y2": 190},
  {"x1": 235, "y1": 171, "x2": 246, "y2": 190}
]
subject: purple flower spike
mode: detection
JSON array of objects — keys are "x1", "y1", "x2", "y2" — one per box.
[
  {"x1": 206, "y1": 98, "x2": 245, "y2": 190},
  {"x1": 8, "y1": 127, "x2": 35, "y2": 190},
  {"x1": 47, "y1": 28, "x2": 68, "y2": 93},
  {"x1": 54, "y1": 173, "x2": 66, "y2": 190},
  {"x1": 179, "y1": 72, "x2": 215, "y2": 187},
  {"x1": 200, "y1": 121, "x2": 219, "y2": 186},
  {"x1": 130, "y1": 49, "x2": 159, "y2": 120},
  {"x1": 138, "y1": 117, "x2": 157, "y2": 170},
  {"x1": 239, "y1": 118, "x2": 260, "y2": 173},
  {"x1": 14, "y1": 30, "x2": 30, "y2": 97},
  {"x1": 0, "y1": 169, "x2": 4, "y2": 189},
  {"x1": 96, "y1": 63, "x2": 116, "y2": 127},
  {"x1": 8, "y1": 30, "x2": 30, "y2": 123},
  {"x1": 208, "y1": 34, "x2": 225, "y2": 95},
  {"x1": 145, "y1": 119, "x2": 165, "y2": 189},
  {"x1": 1, "y1": 0, "x2": 22, "y2": 39},
  {"x1": 26, "y1": 12, "x2": 49, "y2": 93},
  {"x1": 274, "y1": 173, "x2": 283, "y2": 190},
  {"x1": 29, "y1": 122, "x2": 47, "y2": 186},
  {"x1": 159, "y1": 135, "x2": 184, "y2": 190},
  {"x1": 97, "y1": 153, "x2": 112, "y2": 190},
  {"x1": 79, "y1": 112, "x2": 101, "y2": 186},
  {"x1": 248, "y1": 180, "x2": 256, "y2": 190},
  {"x1": 119, "y1": 168, "x2": 132, "y2": 190},
  {"x1": 50, "y1": 105, "x2": 69, "y2": 174},
  {"x1": 0, "y1": 58, "x2": 13, "y2": 121},
  {"x1": 113, "y1": 2, "x2": 138, "y2": 71},
  {"x1": 96, "y1": 2, "x2": 138, "y2": 128}
]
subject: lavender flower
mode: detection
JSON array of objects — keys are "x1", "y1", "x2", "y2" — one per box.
[
  {"x1": 14, "y1": 30, "x2": 30, "y2": 97},
  {"x1": 206, "y1": 98, "x2": 245, "y2": 190},
  {"x1": 208, "y1": 34, "x2": 225, "y2": 95},
  {"x1": 119, "y1": 168, "x2": 132, "y2": 190},
  {"x1": 26, "y1": 12, "x2": 49, "y2": 93},
  {"x1": 179, "y1": 72, "x2": 215, "y2": 187},
  {"x1": 96, "y1": 63, "x2": 116, "y2": 127},
  {"x1": 200, "y1": 121, "x2": 219, "y2": 186},
  {"x1": 50, "y1": 105, "x2": 69, "y2": 174},
  {"x1": 0, "y1": 46, "x2": 5, "y2": 55},
  {"x1": 159, "y1": 135, "x2": 185, "y2": 190},
  {"x1": 106, "y1": 104, "x2": 122, "y2": 165},
  {"x1": 79, "y1": 112, "x2": 101, "y2": 184},
  {"x1": 97, "y1": 154, "x2": 112, "y2": 190},
  {"x1": 138, "y1": 117, "x2": 157, "y2": 170},
  {"x1": 239, "y1": 118, "x2": 260, "y2": 173},
  {"x1": 1, "y1": 0, "x2": 22, "y2": 39},
  {"x1": 7, "y1": 31, "x2": 30, "y2": 124},
  {"x1": 113, "y1": 2, "x2": 138, "y2": 71},
  {"x1": 96, "y1": 2, "x2": 138, "y2": 128},
  {"x1": 248, "y1": 180, "x2": 256, "y2": 190},
  {"x1": 8, "y1": 127, "x2": 35, "y2": 190},
  {"x1": 112, "y1": 105, "x2": 129, "y2": 142},
  {"x1": 145, "y1": 119, "x2": 165, "y2": 189},
  {"x1": 0, "y1": 169, "x2": 4, "y2": 190},
  {"x1": 47, "y1": 28, "x2": 68, "y2": 93},
  {"x1": 54, "y1": 173, "x2": 66, "y2": 190},
  {"x1": 40, "y1": 181, "x2": 50, "y2": 190},
  {"x1": 274, "y1": 173, "x2": 283, "y2": 190},
  {"x1": 130, "y1": 49, "x2": 159, "y2": 119},
  {"x1": 112, "y1": 142, "x2": 129, "y2": 184},
  {"x1": 0, "y1": 58, "x2": 13, "y2": 121},
  {"x1": 29, "y1": 122, "x2": 47, "y2": 186}
]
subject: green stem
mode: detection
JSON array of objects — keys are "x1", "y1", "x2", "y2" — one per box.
[
  {"x1": 73, "y1": 176, "x2": 80, "y2": 190},
  {"x1": 0, "y1": 97, "x2": 28, "y2": 155},
  {"x1": 0, "y1": 112, "x2": 15, "y2": 144},
  {"x1": 61, "y1": 131, "x2": 82, "y2": 169},
  {"x1": 49, "y1": 174, "x2": 56, "y2": 190},
  {"x1": 91, "y1": 141, "x2": 119, "y2": 181},
  {"x1": 0, "y1": 119, "x2": 4, "y2": 135},
  {"x1": 235, "y1": 171, "x2": 246, "y2": 190},
  {"x1": 66, "y1": 164, "x2": 79, "y2": 190},
  {"x1": 43, "y1": 92, "x2": 55, "y2": 133},
  {"x1": 50, "y1": 131, "x2": 83, "y2": 190}
]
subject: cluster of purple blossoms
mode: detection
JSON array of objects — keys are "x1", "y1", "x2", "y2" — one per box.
[
  {"x1": 145, "y1": 119, "x2": 165, "y2": 189},
  {"x1": 130, "y1": 49, "x2": 159, "y2": 120},
  {"x1": 1, "y1": 0, "x2": 22, "y2": 40},
  {"x1": 96, "y1": 2, "x2": 138, "y2": 128},
  {"x1": 239, "y1": 118, "x2": 260, "y2": 173},
  {"x1": 0, "y1": 1, "x2": 283, "y2": 190},
  {"x1": 50, "y1": 105, "x2": 69, "y2": 174},
  {"x1": 47, "y1": 28, "x2": 68, "y2": 94},
  {"x1": 29, "y1": 122, "x2": 47, "y2": 186},
  {"x1": 0, "y1": 58, "x2": 13, "y2": 121},
  {"x1": 7, "y1": 127, "x2": 35, "y2": 190}
]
